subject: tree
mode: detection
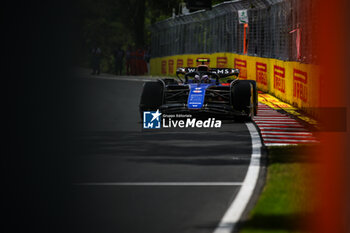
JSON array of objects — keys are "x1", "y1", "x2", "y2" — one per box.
[{"x1": 74, "y1": 0, "x2": 188, "y2": 71}]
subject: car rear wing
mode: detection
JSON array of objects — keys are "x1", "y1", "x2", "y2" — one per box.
[
  {"x1": 177, "y1": 67, "x2": 240, "y2": 78},
  {"x1": 209, "y1": 68, "x2": 240, "y2": 77}
]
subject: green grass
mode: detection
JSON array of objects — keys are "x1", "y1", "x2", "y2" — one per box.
[{"x1": 239, "y1": 145, "x2": 318, "y2": 233}]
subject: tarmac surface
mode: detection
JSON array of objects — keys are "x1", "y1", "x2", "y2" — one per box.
[{"x1": 67, "y1": 73, "x2": 264, "y2": 233}]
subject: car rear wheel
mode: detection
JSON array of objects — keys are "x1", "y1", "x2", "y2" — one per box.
[
  {"x1": 246, "y1": 80, "x2": 258, "y2": 116},
  {"x1": 231, "y1": 81, "x2": 254, "y2": 122}
]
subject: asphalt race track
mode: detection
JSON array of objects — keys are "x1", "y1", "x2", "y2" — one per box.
[{"x1": 68, "y1": 74, "x2": 264, "y2": 233}]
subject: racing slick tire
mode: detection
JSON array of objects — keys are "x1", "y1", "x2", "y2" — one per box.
[
  {"x1": 246, "y1": 80, "x2": 258, "y2": 116},
  {"x1": 231, "y1": 81, "x2": 254, "y2": 122},
  {"x1": 139, "y1": 81, "x2": 164, "y2": 119}
]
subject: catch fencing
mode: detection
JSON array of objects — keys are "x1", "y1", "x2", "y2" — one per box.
[{"x1": 150, "y1": 0, "x2": 317, "y2": 63}]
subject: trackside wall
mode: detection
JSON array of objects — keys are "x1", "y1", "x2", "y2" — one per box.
[{"x1": 150, "y1": 54, "x2": 319, "y2": 115}]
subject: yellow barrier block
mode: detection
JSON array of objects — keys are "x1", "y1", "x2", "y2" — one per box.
[{"x1": 150, "y1": 53, "x2": 320, "y2": 118}]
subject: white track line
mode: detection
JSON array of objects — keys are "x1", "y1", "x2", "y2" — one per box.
[
  {"x1": 264, "y1": 143, "x2": 297, "y2": 146},
  {"x1": 256, "y1": 124, "x2": 303, "y2": 127},
  {"x1": 255, "y1": 122, "x2": 300, "y2": 124},
  {"x1": 259, "y1": 127, "x2": 308, "y2": 131},
  {"x1": 257, "y1": 120, "x2": 299, "y2": 122},
  {"x1": 73, "y1": 182, "x2": 243, "y2": 186},
  {"x1": 262, "y1": 135, "x2": 316, "y2": 139},
  {"x1": 261, "y1": 131, "x2": 313, "y2": 135},
  {"x1": 86, "y1": 75, "x2": 153, "y2": 82},
  {"x1": 256, "y1": 114, "x2": 283, "y2": 115},
  {"x1": 263, "y1": 139, "x2": 318, "y2": 143},
  {"x1": 255, "y1": 117, "x2": 293, "y2": 119},
  {"x1": 213, "y1": 122, "x2": 262, "y2": 233}
]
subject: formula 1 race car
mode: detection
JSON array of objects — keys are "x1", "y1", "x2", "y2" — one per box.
[{"x1": 139, "y1": 58, "x2": 258, "y2": 121}]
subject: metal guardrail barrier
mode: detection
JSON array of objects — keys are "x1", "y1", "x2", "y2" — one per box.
[{"x1": 150, "y1": 0, "x2": 317, "y2": 63}]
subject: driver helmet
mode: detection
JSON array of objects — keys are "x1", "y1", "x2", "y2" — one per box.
[
  {"x1": 202, "y1": 74, "x2": 210, "y2": 83},
  {"x1": 194, "y1": 74, "x2": 200, "y2": 82}
]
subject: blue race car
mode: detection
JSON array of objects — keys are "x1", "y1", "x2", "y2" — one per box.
[{"x1": 139, "y1": 59, "x2": 257, "y2": 121}]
